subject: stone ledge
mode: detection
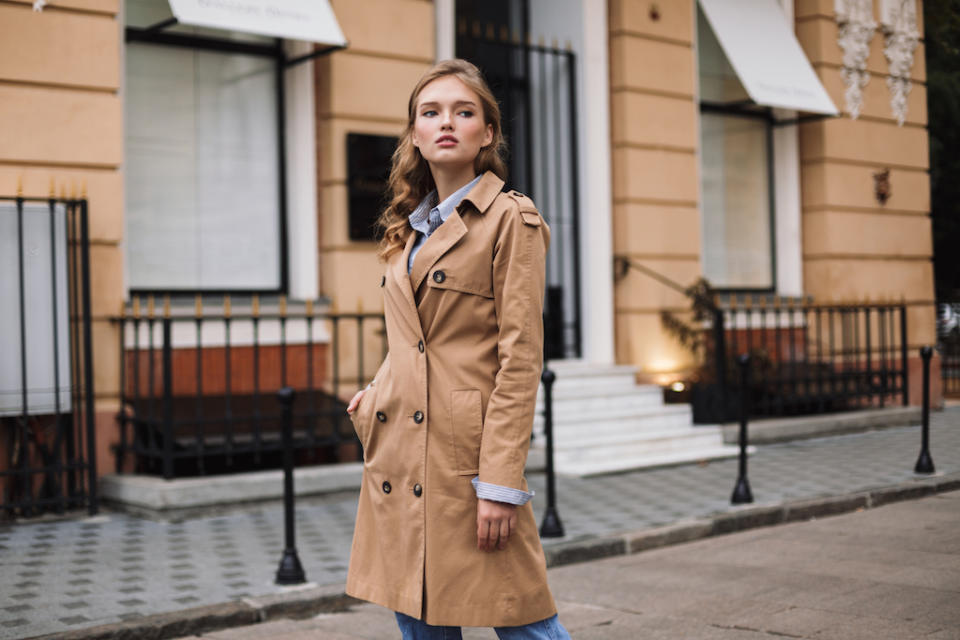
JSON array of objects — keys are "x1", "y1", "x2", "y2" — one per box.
[
  {"x1": 99, "y1": 463, "x2": 363, "y2": 518},
  {"x1": 721, "y1": 406, "x2": 923, "y2": 445}
]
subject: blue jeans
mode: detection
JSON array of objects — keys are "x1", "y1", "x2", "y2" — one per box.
[{"x1": 394, "y1": 611, "x2": 571, "y2": 639}]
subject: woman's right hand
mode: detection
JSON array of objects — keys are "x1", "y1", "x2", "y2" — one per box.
[{"x1": 346, "y1": 389, "x2": 366, "y2": 415}]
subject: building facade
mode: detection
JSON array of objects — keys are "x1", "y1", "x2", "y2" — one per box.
[{"x1": 0, "y1": 0, "x2": 940, "y2": 511}]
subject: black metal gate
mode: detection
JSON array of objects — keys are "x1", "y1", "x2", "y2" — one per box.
[
  {"x1": 1, "y1": 195, "x2": 97, "y2": 518},
  {"x1": 457, "y1": 8, "x2": 583, "y2": 360}
]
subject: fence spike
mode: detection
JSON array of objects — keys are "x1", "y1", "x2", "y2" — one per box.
[
  {"x1": 357, "y1": 297, "x2": 364, "y2": 314},
  {"x1": 457, "y1": 17, "x2": 466, "y2": 35},
  {"x1": 224, "y1": 294, "x2": 231, "y2": 318},
  {"x1": 472, "y1": 20, "x2": 481, "y2": 37},
  {"x1": 552, "y1": 37, "x2": 559, "y2": 49},
  {"x1": 744, "y1": 294, "x2": 753, "y2": 310},
  {"x1": 147, "y1": 295, "x2": 155, "y2": 318},
  {"x1": 16, "y1": 174, "x2": 23, "y2": 197},
  {"x1": 305, "y1": 299, "x2": 314, "y2": 316},
  {"x1": 729, "y1": 294, "x2": 738, "y2": 310},
  {"x1": 538, "y1": 35, "x2": 546, "y2": 46},
  {"x1": 486, "y1": 22, "x2": 494, "y2": 39},
  {"x1": 512, "y1": 29, "x2": 521, "y2": 44},
  {"x1": 120, "y1": 299, "x2": 126, "y2": 318},
  {"x1": 279, "y1": 295, "x2": 287, "y2": 317},
  {"x1": 499, "y1": 25, "x2": 509, "y2": 42},
  {"x1": 133, "y1": 295, "x2": 141, "y2": 318},
  {"x1": 81, "y1": 179, "x2": 87, "y2": 199},
  {"x1": 59, "y1": 183, "x2": 67, "y2": 199},
  {"x1": 566, "y1": 39, "x2": 573, "y2": 52},
  {"x1": 252, "y1": 294, "x2": 260, "y2": 317},
  {"x1": 163, "y1": 294, "x2": 171, "y2": 318},
  {"x1": 194, "y1": 294, "x2": 202, "y2": 317},
  {"x1": 70, "y1": 180, "x2": 77, "y2": 199},
  {"x1": 49, "y1": 177, "x2": 56, "y2": 198}
]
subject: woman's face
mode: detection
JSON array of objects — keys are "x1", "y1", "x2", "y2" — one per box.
[{"x1": 411, "y1": 75, "x2": 493, "y2": 174}]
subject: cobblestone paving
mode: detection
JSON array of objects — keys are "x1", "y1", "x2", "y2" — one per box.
[{"x1": 1, "y1": 408, "x2": 957, "y2": 639}]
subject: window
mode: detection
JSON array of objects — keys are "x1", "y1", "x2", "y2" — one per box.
[
  {"x1": 124, "y1": 0, "x2": 284, "y2": 292},
  {"x1": 697, "y1": 4, "x2": 775, "y2": 291}
]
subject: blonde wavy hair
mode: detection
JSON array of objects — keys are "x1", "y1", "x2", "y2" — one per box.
[{"x1": 376, "y1": 59, "x2": 507, "y2": 261}]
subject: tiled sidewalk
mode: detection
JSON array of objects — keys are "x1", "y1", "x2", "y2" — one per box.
[{"x1": 1, "y1": 407, "x2": 957, "y2": 640}]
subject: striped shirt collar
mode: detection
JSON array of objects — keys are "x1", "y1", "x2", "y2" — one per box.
[{"x1": 408, "y1": 174, "x2": 482, "y2": 235}]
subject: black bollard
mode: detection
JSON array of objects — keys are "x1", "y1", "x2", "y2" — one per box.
[
  {"x1": 275, "y1": 387, "x2": 307, "y2": 585},
  {"x1": 539, "y1": 368, "x2": 564, "y2": 538},
  {"x1": 914, "y1": 346, "x2": 935, "y2": 475},
  {"x1": 731, "y1": 354, "x2": 754, "y2": 505}
]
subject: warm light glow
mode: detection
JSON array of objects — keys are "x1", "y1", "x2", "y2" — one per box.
[{"x1": 671, "y1": 381, "x2": 686, "y2": 392}]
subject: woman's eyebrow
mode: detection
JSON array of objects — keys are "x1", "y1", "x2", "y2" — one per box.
[{"x1": 418, "y1": 100, "x2": 478, "y2": 109}]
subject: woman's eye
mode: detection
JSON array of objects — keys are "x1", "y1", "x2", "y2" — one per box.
[
  {"x1": 458, "y1": 110, "x2": 474, "y2": 117},
  {"x1": 421, "y1": 110, "x2": 437, "y2": 117}
]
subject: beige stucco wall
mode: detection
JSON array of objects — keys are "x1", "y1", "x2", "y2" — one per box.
[
  {"x1": 608, "y1": 0, "x2": 702, "y2": 383},
  {"x1": 0, "y1": 1, "x2": 122, "y2": 470},
  {"x1": 315, "y1": 0, "x2": 434, "y2": 387},
  {"x1": 796, "y1": 0, "x2": 936, "y2": 394}
]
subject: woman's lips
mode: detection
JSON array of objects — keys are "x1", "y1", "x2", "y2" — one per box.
[{"x1": 436, "y1": 135, "x2": 458, "y2": 146}]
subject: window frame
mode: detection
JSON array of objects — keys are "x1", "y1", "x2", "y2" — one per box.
[
  {"x1": 698, "y1": 100, "x2": 778, "y2": 295},
  {"x1": 124, "y1": 26, "x2": 290, "y2": 297}
]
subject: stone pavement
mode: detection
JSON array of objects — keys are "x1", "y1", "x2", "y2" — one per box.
[
  {"x1": 1, "y1": 407, "x2": 958, "y2": 639},
  {"x1": 180, "y1": 489, "x2": 960, "y2": 639}
]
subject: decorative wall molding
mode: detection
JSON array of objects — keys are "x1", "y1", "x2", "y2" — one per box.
[
  {"x1": 834, "y1": 0, "x2": 876, "y2": 119},
  {"x1": 880, "y1": 0, "x2": 919, "y2": 126}
]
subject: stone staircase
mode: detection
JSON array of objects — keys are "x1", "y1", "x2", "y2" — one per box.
[{"x1": 532, "y1": 360, "x2": 741, "y2": 476}]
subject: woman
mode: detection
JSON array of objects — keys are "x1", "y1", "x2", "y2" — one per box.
[{"x1": 345, "y1": 59, "x2": 569, "y2": 640}]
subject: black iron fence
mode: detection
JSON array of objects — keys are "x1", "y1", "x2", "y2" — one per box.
[
  {"x1": 692, "y1": 297, "x2": 909, "y2": 423},
  {"x1": 939, "y1": 301, "x2": 960, "y2": 398},
  {"x1": 113, "y1": 296, "x2": 386, "y2": 479},
  {"x1": 1, "y1": 195, "x2": 97, "y2": 518}
]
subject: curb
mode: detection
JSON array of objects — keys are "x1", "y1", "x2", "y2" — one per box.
[{"x1": 30, "y1": 472, "x2": 960, "y2": 640}]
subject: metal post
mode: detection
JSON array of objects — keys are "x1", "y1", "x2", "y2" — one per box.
[
  {"x1": 275, "y1": 386, "x2": 306, "y2": 584},
  {"x1": 80, "y1": 199, "x2": 98, "y2": 514},
  {"x1": 731, "y1": 354, "x2": 754, "y2": 504},
  {"x1": 914, "y1": 346, "x2": 935, "y2": 475},
  {"x1": 539, "y1": 368, "x2": 564, "y2": 538},
  {"x1": 161, "y1": 318, "x2": 174, "y2": 480}
]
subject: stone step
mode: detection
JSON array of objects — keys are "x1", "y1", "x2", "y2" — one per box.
[
  {"x1": 534, "y1": 403, "x2": 692, "y2": 430},
  {"x1": 554, "y1": 443, "x2": 744, "y2": 477},
  {"x1": 536, "y1": 383, "x2": 662, "y2": 405},
  {"x1": 553, "y1": 425, "x2": 730, "y2": 454}
]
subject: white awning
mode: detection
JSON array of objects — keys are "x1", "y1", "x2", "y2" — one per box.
[
  {"x1": 698, "y1": 0, "x2": 837, "y2": 115},
  {"x1": 167, "y1": 0, "x2": 347, "y2": 46}
]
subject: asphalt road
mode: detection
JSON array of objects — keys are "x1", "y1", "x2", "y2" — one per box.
[{"x1": 174, "y1": 489, "x2": 960, "y2": 639}]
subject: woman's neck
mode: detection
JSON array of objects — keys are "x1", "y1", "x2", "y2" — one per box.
[{"x1": 431, "y1": 166, "x2": 478, "y2": 203}]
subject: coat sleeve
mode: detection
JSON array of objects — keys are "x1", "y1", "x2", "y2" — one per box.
[{"x1": 478, "y1": 196, "x2": 550, "y2": 491}]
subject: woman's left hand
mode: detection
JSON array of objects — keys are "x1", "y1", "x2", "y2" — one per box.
[{"x1": 477, "y1": 498, "x2": 518, "y2": 552}]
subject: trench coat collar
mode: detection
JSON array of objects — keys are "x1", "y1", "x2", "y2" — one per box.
[
  {"x1": 388, "y1": 230, "x2": 424, "y2": 339},
  {"x1": 456, "y1": 170, "x2": 505, "y2": 216}
]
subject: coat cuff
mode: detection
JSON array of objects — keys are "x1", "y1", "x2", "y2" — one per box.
[{"x1": 471, "y1": 476, "x2": 534, "y2": 505}]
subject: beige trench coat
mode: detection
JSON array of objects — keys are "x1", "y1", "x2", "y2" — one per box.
[{"x1": 345, "y1": 171, "x2": 555, "y2": 627}]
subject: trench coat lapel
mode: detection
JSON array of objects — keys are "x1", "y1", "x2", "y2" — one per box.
[
  {"x1": 409, "y1": 211, "x2": 467, "y2": 292},
  {"x1": 388, "y1": 230, "x2": 423, "y2": 338}
]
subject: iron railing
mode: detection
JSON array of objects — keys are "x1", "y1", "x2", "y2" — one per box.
[
  {"x1": 1, "y1": 195, "x2": 97, "y2": 518},
  {"x1": 938, "y1": 301, "x2": 960, "y2": 398},
  {"x1": 694, "y1": 297, "x2": 910, "y2": 423},
  {"x1": 615, "y1": 257, "x2": 909, "y2": 423},
  {"x1": 113, "y1": 296, "x2": 386, "y2": 479}
]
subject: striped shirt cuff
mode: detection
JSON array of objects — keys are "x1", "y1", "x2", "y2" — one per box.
[{"x1": 471, "y1": 477, "x2": 534, "y2": 506}]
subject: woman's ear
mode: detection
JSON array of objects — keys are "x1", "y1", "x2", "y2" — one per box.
[{"x1": 483, "y1": 123, "x2": 493, "y2": 148}]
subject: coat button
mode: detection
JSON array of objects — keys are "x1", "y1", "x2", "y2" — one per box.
[
  {"x1": 382, "y1": 481, "x2": 391, "y2": 494},
  {"x1": 380, "y1": 275, "x2": 385, "y2": 287},
  {"x1": 432, "y1": 270, "x2": 446, "y2": 283},
  {"x1": 413, "y1": 410, "x2": 424, "y2": 424},
  {"x1": 376, "y1": 411, "x2": 387, "y2": 422},
  {"x1": 418, "y1": 340, "x2": 424, "y2": 353},
  {"x1": 413, "y1": 484, "x2": 423, "y2": 497}
]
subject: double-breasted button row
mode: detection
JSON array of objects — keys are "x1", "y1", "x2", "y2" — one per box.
[
  {"x1": 418, "y1": 340, "x2": 424, "y2": 353},
  {"x1": 432, "y1": 270, "x2": 446, "y2": 283},
  {"x1": 382, "y1": 481, "x2": 391, "y2": 494},
  {"x1": 413, "y1": 410, "x2": 424, "y2": 424},
  {"x1": 376, "y1": 411, "x2": 387, "y2": 422},
  {"x1": 413, "y1": 484, "x2": 423, "y2": 497}
]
